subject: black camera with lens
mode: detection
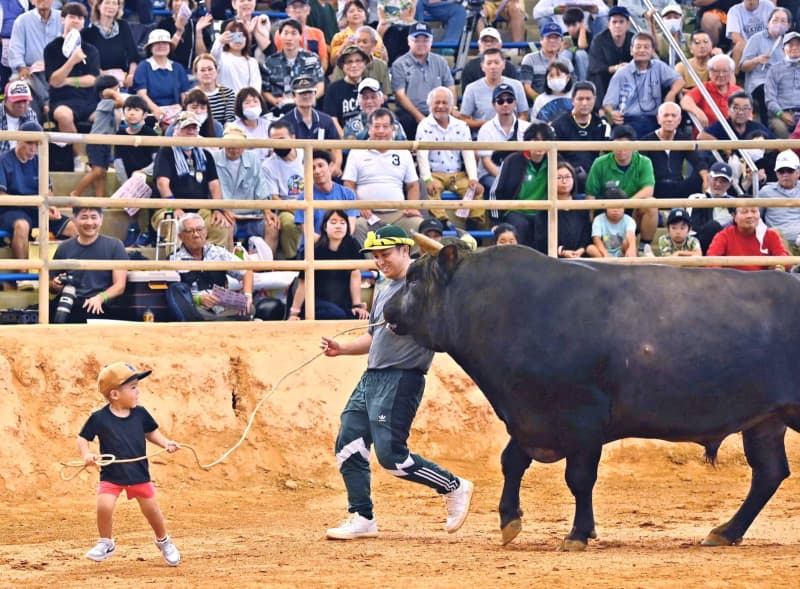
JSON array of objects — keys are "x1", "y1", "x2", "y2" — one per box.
[{"x1": 53, "y1": 273, "x2": 79, "y2": 324}]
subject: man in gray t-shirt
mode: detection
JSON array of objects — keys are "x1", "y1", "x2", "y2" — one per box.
[{"x1": 321, "y1": 225, "x2": 473, "y2": 541}]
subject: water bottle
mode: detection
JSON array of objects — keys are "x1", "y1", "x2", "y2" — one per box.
[
  {"x1": 143, "y1": 307, "x2": 155, "y2": 322},
  {"x1": 233, "y1": 241, "x2": 246, "y2": 259},
  {"x1": 618, "y1": 83, "x2": 633, "y2": 115},
  {"x1": 456, "y1": 186, "x2": 476, "y2": 218}
]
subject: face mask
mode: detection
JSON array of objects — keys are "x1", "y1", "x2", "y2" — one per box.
[
  {"x1": 127, "y1": 121, "x2": 143, "y2": 131},
  {"x1": 194, "y1": 112, "x2": 208, "y2": 125},
  {"x1": 768, "y1": 23, "x2": 788, "y2": 38},
  {"x1": 548, "y1": 77, "x2": 568, "y2": 93},
  {"x1": 665, "y1": 19, "x2": 682, "y2": 33},
  {"x1": 274, "y1": 148, "x2": 291, "y2": 158},
  {"x1": 787, "y1": 55, "x2": 800, "y2": 64},
  {"x1": 243, "y1": 106, "x2": 261, "y2": 120},
  {"x1": 742, "y1": 148, "x2": 764, "y2": 161}
]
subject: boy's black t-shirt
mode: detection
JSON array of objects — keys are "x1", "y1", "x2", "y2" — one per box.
[
  {"x1": 79, "y1": 405, "x2": 158, "y2": 485},
  {"x1": 115, "y1": 125, "x2": 158, "y2": 178}
]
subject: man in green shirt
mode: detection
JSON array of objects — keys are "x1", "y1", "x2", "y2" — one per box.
[{"x1": 585, "y1": 125, "x2": 657, "y2": 255}]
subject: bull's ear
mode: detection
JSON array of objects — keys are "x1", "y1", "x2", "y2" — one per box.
[{"x1": 437, "y1": 244, "x2": 460, "y2": 279}]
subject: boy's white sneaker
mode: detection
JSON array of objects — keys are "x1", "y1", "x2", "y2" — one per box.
[
  {"x1": 85, "y1": 538, "x2": 115, "y2": 562},
  {"x1": 154, "y1": 535, "x2": 181, "y2": 566},
  {"x1": 326, "y1": 513, "x2": 379, "y2": 540},
  {"x1": 444, "y1": 478, "x2": 474, "y2": 533}
]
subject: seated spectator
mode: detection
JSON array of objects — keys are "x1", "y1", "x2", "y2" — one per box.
[
  {"x1": 550, "y1": 80, "x2": 611, "y2": 192},
  {"x1": 533, "y1": 0, "x2": 608, "y2": 37},
  {"x1": 192, "y1": 53, "x2": 236, "y2": 124},
  {"x1": 282, "y1": 75, "x2": 343, "y2": 174},
  {"x1": 416, "y1": 86, "x2": 485, "y2": 230},
  {"x1": 687, "y1": 161, "x2": 736, "y2": 253},
  {"x1": 8, "y1": 0, "x2": 62, "y2": 119},
  {"x1": 44, "y1": 2, "x2": 100, "y2": 171},
  {"x1": 641, "y1": 102, "x2": 708, "y2": 199},
  {"x1": 740, "y1": 128, "x2": 778, "y2": 190},
  {"x1": 562, "y1": 8, "x2": 591, "y2": 82},
  {"x1": 490, "y1": 123, "x2": 555, "y2": 247},
  {"x1": 475, "y1": 82, "x2": 530, "y2": 196},
  {"x1": 324, "y1": 45, "x2": 372, "y2": 128},
  {"x1": 492, "y1": 222, "x2": 519, "y2": 245},
  {"x1": 0, "y1": 122, "x2": 75, "y2": 264},
  {"x1": 309, "y1": 0, "x2": 339, "y2": 44},
  {"x1": 343, "y1": 78, "x2": 407, "y2": 144},
  {"x1": 151, "y1": 111, "x2": 232, "y2": 247},
  {"x1": 288, "y1": 209, "x2": 369, "y2": 320},
  {"x1": 765, "y1": 32, "x2": 800, "y2": 138},
  {"x1": 461, "y1": 48, "x2": 528, "y2": 133},
  {"x1": 49, "y1": 206, "x2": 127, "y2": 323},
  {"x1": 261, "y1": 19, "x2": 325, "y2": 112},
  {"x1": 165, "y1": 88, "x2": 224, "y2": 138},
  {"x1": 680, "y1": 54, "x2": 741, "y2": 129},
  {"x1": 219, "y1": 0, "x2": 271, "y2": 59},
  {"x1": 277, "y1": 0, "x2": 329, "y2": 72},
  {"x1": 333, "y1": 1, "x2": 387, "y2": 64},
  {"x1": 479, "y1": 0, "x2": 526, "y2": 43},
  {"x1": 521, "y1": 23, "x2": 574, "y2": 104},
  {"x1": 645, "y1": 4, "x2": 687, "y2": 63},
  {"x1": 675, "y1": 30, "x2": 714, "y2": 92},
  {"x1": 531, "y1": 62, "x2": 574, "y2": 123},
  {"x1": 0, "y1": 0, "x2": 27, "y2": 90},
  {"x1": 170, "y1": 212, "x2": 254, "y2": 321},
  {"x1": 157, "y1": 0, "x2": 214, "y2": 71},
  {"x1": 295, "y1": 149, "x2": 359, "y2": 239},
  {"x1": 232, "y1": 86, "x2": 272, "y2": 163},
  {"x1": 0, "y1": 80, "x2": 38, "y2": 156},
  {"x1": 587, "y1": 5, "x2": 633, "y2": 100},
  {"x1": 342, "y1": 107, "x2": 423, "y2": 244},
  {"x1": 695, "y1": 0, "x2": 734, "y2": 48},
  {"x1": 262, "y1": 120, "x2": 304, "y2": 259},
  {"x1": 727, "y1": 0, "x2": 774, "y2": 66},
  {"x1": 133, "y1": 29, "x2": 193, "y2": 123},
  {"x1": 699, "y1": 90, "x2": 772, "y2": 141},
  {"x1": 210, "y1": 21, "x2": 262, "y2": 96},
  {"x1": 460, "y1": 27, "x2": 519, "y2": 92},
  {"x1": 586, "y1": 188, "x2": 637, "y2": 258},
  {"x1": 758, "y1": 149, "x2": 800, "y2": 254},
  {"x1": 414, "y1": 0, "x2": 466, "y2": 56},
  {"x1": 81, "y1": 0, "x2": 139, "y2": 89},
  {"x1": 329, "y1": 26, "x2": 392, "y2": 94},
  {"x1": 213, "y1": 123, "x2": 278, "y2": 257},
  {"x1": 585, "y1": 125, "x2": 657, "y2": 256},
  {"x1": 378, "y1": 0, "x2": 418, "y2": 65},
  {"x1": 740, "y1": 7, "x2": 791, "y2": 123},
  {"x1": 657, "y1": 207, "x2": 702, "y2": 257},
  {"x1": 532, "y1": 161, "x2": 591, "y2": 258},
  {"x1": 602, "y1": 32, "x2": 684, "y2": 139},
  {"x1": 707, "y1": 205, "x2": 789, "y2": 270},
  {"x1": 391, "y1": 22, "x2": 455, "y2": 139}
]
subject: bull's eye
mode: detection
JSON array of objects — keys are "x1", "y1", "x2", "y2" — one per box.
[{"x1": 406, "y1": 280, "x2": 418, "y2": 288}]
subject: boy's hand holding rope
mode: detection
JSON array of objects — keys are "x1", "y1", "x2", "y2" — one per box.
[{"x1": 60, "y1": 320, "x2": 386, "y2": 481}]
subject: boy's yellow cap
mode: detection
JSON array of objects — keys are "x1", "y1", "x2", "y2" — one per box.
[{"x1": 98, "y1": 362, "x2": 152, "y2": 397}]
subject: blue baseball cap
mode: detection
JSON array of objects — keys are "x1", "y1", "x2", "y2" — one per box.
[{"x1": 540, "y1": 22, "x2": 563, "y2": 38}]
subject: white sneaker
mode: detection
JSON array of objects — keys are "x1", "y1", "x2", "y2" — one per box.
[
  {"x1": 639, "y1": 243, "x2": 655, "y2": 257},
  {"x1": 73, "y1": 155, "x2": 85, "y2": 172},
  {"x1": 154, "y1": 535, "x2": 181, "y2": 566},
  {"x1": 444, "y1": 478, "x2": 474, "y2": 533},
  {"x1": 326, "y1": 513, "x2": 379, "y2": 540},
  {"x1": 85, "y1": 538, "x2": 115, "y2": 562}
]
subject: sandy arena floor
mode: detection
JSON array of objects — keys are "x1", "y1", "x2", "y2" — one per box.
[{"x1": 1, "y1": 323, "x2": 799, "y2": 588}]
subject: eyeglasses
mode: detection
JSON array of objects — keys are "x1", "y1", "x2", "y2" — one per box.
[
  {"x1": 181, "y1": 227, "x2": 206, "y2": 234},
  {"x1": 556, "y1": 175, "x2": 573, "y2": 181},
  {"x1": 731, "y1": 106, "x2": 752, "y2": 113},
  {"x1": 494, "y1": 97, "x2": 515, "y2": 105},
  {"x1": 709, "y1": 68, "x2": 730, "y2": 74},
  {"x1": 342, "y1": 58, "x2": 365, "y2": 65}
]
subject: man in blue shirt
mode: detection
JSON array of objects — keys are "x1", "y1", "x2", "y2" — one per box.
[{"x1": 295, "y1": 149, "x2": 359, "y2": 240}]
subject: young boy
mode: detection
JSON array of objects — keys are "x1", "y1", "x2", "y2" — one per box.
[
  {"x1": 586, "y1": 189, "x2": 637, "y2": 258},
  {"x1": 77, "y1": 362, "x2": 181, "y2": 566},
  {"x1": 657, "y1": 208, "x2": 702, "y2": 257}
]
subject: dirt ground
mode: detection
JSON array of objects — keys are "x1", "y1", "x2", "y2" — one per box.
[{"x1": 1, "y1": 322, "x2": 799, "y2": 588}]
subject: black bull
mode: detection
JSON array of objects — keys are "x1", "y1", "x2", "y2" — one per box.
[{"x1": 382, "y1": 241, "x2": 800, "y2": 550}]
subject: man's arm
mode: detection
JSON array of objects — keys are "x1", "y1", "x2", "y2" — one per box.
[
  {"x1": 664, "y1": 77, "x2": 684, "y2": 104},
  {"x1": 322, "y1": 332, "x2": 373, "y2": 356},
  {"x1": 394, "y1": 88, "x2": 425, "y2": 122},
  {"x1": 631, "y1": 184, "x2": 654, "y2": 200}
]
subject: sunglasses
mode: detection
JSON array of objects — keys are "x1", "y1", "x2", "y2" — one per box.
[{"x1": 494, "y1": 97, "x2": 515, "y2": 105}]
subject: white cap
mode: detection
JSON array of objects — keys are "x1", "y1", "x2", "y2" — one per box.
[
  {"x1": 479, "y1": 27, "x2": 502, "y2": 43},
  {"x1": 775, "y1": 149, "x2": 800, "y2": 171},
  {"x1": 357, "y1": 78, "x2": 381, "y2": 93},
  {"x1": 660, "y1": 4, "x2": 683, "y2": 16}
]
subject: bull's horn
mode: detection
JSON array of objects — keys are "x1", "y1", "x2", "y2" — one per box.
[{"x1": 412, "y1": 230, "x2": 444, "y2": 254}]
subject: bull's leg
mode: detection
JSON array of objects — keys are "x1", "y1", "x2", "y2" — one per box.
[
  {"x1": 703, "y1": 417, "x2": 789, "y2": 546},
  {"x1": 559, "y1": 446, "x2": 601, "y2": 552},
  {"x1": 499, "y1": 438, "x2": 532, "y2": 545}
]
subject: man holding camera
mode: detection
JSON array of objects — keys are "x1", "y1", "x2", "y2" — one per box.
[{"x1": 50, "y1": 207, "x2": 128, "y2": 323}]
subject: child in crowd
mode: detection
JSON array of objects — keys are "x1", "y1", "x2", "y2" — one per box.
[
  {"x1": 587, "y1": 189, "x2": 637, "y2": 258},
  {"x1": 77, "y1": 362, "x2": 181, "y2": 566},
  {"x1": 492, "y1": 223, "x2": 519, "y2": 245},
  {"x1": 657, "y1": 208, "x2": 702, "y2": 257}
]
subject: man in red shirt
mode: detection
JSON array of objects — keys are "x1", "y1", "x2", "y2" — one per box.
[
  {"x1": 680, "y1": 54, "x2": 742, "y2": 129},
  {"x1": 707, "y1": 206, "x2": 788, "y2": 270}
]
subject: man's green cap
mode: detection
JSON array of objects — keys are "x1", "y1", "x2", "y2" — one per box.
[{"x1": 361, "y1": 225, "x2": 415, "y2": 252}]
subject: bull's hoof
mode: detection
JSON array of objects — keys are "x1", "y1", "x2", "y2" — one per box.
[
  {"x1": 501, "y1": 518, "x2": 522, "y2": 545},
  {"x1": 701, "y1": 532, "x2": 742, "y2": 546},
  {"x1": 557, "y1": 538, "x2": 588, "y2": 552}
]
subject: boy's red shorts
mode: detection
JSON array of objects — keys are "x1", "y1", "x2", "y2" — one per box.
[{"x1": 98, "y1": 481, "x2": 156, "y2": 500}]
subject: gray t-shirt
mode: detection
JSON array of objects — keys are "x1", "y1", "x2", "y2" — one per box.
[{"x1": 367, "y1": 274, "x2": 434, "y2": 371}]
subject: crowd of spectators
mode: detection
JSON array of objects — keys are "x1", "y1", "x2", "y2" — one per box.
[{"x1": 0, "y1": 0, "x2": 799, "y2": 322}]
